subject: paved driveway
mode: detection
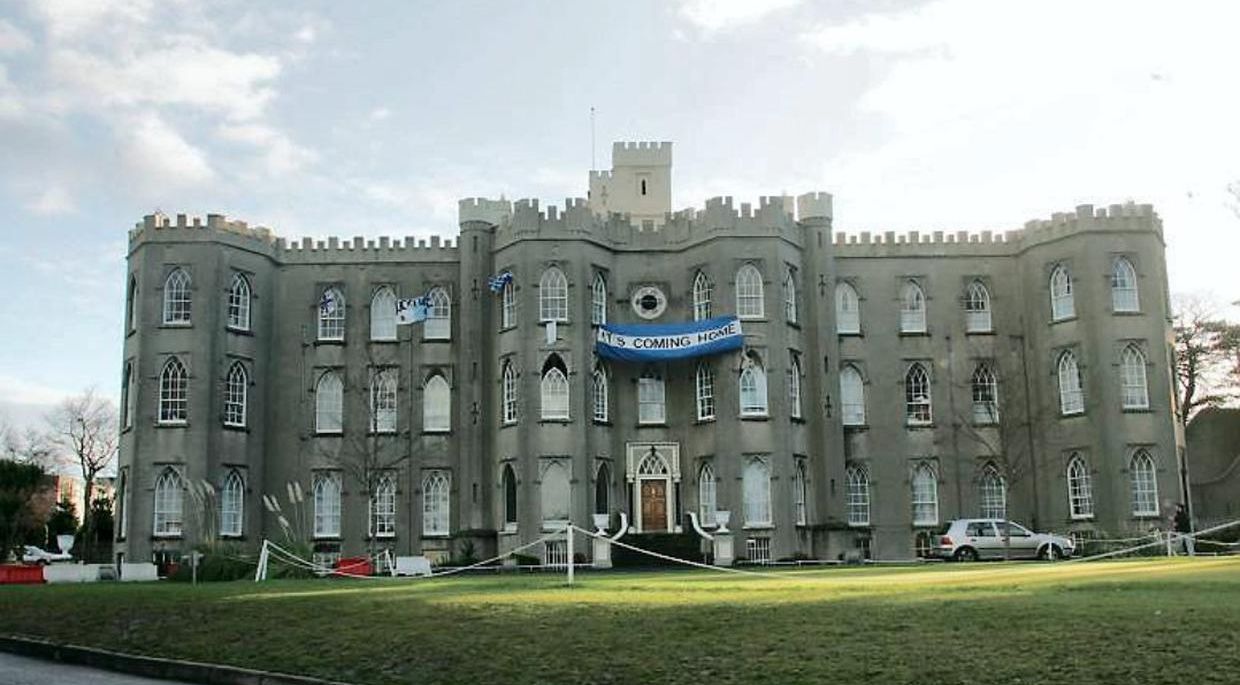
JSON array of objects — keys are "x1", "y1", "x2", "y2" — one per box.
[{"x1": 0, "y1": 652, "x2": 195, "y2": 684}]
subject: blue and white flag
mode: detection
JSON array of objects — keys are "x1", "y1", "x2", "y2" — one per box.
[
  {"x1": 595, "y1": 316, "x2": 743, "y2": 362},
  {"x1": 488, "y1": 271, "x2": 513, "y2": 293},
  {"x1": 395, "y1": 296, "x2": 429, "y2": 325},
  {"x1": 319, "y1": 290, "x2": 339, "y2": 315}
]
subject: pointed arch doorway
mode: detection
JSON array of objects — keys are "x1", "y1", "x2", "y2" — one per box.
[{"x1": 626, "y1": 442, "x2": 681, "y2": 533}]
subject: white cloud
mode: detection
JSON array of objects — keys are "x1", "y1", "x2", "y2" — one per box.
[
  {"x1": 26, "y1": 185, "x2": 75, "y2": 215},
  {"x1": 676, "y1": 0, "x2": 801, "y2": 33},
  {"x1": 29, "y1": 0, "x2": 156, "y2": 40},
  {"x1": 217, "y1": 122, "x2": 318, "y2": 175},
  {"x1": 369, "y1": 107, "x2": 391, "y2": 122},
  {"x1": 295, "y1": 24, "x2": 317, "y2": 44},
  {"x1": 0, "y1": 373, "x2": 71, "y2": 406},
  {"x1": 120, "y1": 113, "x2": 215, "y2": 186},
  {"x1": 0, "y1": 19, "x2": 34, "y2": 53}
]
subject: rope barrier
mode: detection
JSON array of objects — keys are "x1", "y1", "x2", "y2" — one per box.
[{"x1": 569, "y1": 524, "x2": 801, "y2": 581}]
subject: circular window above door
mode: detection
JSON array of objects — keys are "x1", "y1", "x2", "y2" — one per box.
[{"x1": 630, "y1": 286, "x2": 668, "y2": 320}]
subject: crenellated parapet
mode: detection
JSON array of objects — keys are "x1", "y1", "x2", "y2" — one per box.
[
  {"x1": 611, "y1": 141, "x2": 672, "y2": 166},
  {"x1": 834, "y1": 201, "x2": 1162, "y2": 257}
]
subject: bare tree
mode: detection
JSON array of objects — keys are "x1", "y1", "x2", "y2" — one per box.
[
  {"x1": 44, "y1": 388, "x2": 118, "y2": 559},
  {"x1": 0, "y1": 416, "x2": 57, "y2": 469},
  {"x1": 1172, "y1": 294, "x2": 1240, "y2": 427}
]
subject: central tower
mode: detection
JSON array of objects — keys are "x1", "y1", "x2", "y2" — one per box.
[{"x1": 588, "y1": 141, "x2": 673, "y2": 229}]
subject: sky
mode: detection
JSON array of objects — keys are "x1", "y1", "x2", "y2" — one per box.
[{"x1": 1, "y1": 0, "x2": 1238, "y2": 427}]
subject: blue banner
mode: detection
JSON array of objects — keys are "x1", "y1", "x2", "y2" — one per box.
[{"x1": 595, "y1": 316, "x2": 743, "y2": 361}]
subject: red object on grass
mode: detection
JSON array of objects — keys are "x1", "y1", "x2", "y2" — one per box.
[
  {"x1": 0, "y1": 564, "x2": 46, "y2": 584},
  {"x1": 334, "y1": 557, "x2": 373, "y2": 577}
]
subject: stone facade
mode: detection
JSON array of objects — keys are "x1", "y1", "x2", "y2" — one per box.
[{"x1": 113, "y1": 142, "x2": 1183, "y2": 565}]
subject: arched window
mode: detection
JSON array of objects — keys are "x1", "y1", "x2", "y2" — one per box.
[
  {"x1": 540, "y1": 461, "x2": 570, "y2": 526},
  {"x1": 783, "y1": 268, "x2": 798, "y2": 324},
  {"x1": 964, "y1": 281, "x2": 991, "y2": 333},
  {"x1": 905, "y1": 363, "x2": 932, "y2": 425},
  {"x1": 501, "y1": 278, "x2": 516, "y2": 329},
  {"x1": 313, "y1": 472, "x2": 342, "y2": 537},
  {"x1": 1130, "y1": 449, "x2": 1159, "y2": 516},
  {"x1": 1121, "y1": 345, "x2": 1149, "y2": 409},
  {"x1": 220, "y1": 470, "x2": 244, "y2": 537},
  {"x1": 223, "y1": 361, "x2": 248, "y2": 428},
  {"x1": 126, "y1": 276, "x2": 138, "y2": 331},
  {"x1": 594, "y1": 463, "x2": 611, "y2": 515},
  {"x1": 1112, "y1": 257, "x2": 1139, "y2": 312},
  {"x1": 501, "y1": 361, "x2": 518, "y2": 424},
  {"x1": 227, "y1": 273, "x2": 251, "y2": 331},
  {"x1": 900, "y1": 281, "x2": 926, "y2": 333},
  {"x1": 971, "y1": 364, "x2": 999, "y2": 424},
  {"x1": 591, "y1": 367, "x2": 608, "y2": 422},
  {"x1": 739, "y1": 354, "x2": 768, "y2": 416},
  {"x1": 423, "y1": 374, "x2": 450, "y2": 432},
  {"x1": 539, "y1": 267, "x2": 568, "y2": 322},
  {"x1": 318, "y1": 286, "x2": 346, "y2": 341},
  {"x1": 591, "y1": 273, "x2": 607, "y2": 325},
  {"x1": 787, "y1": 353, "x2": 803, "y2": 419},
  {"x1": 840, "y1": 365, "x2": 866, "y2": 426},
  {"x1": 1067, "y1": 454, "x2": 1093, "y2": 519},
  {"x1": 122, "y1": 362, "x2": 135, "y2": 430},
  {"x1": 162, "y1": 268, "x2": 192, "y2": 324},
  {"x1": 845, "y1": 466, "x2": 870, "y2": 526},
  {"x1": 978, "y1": 465, "x2": 1006, "y2": 519},
  {"x1": 638, "y1": 369, "x2": 666, "y2": 424},
  {"x1": 152, "y1": 468, "x2": 184, "y2": 536},
  {"x1": 793, "y1": 461, "x2": 808, "y2": 525},
  {"x1": 692, "y1": 271, "x2": 712, "y2": 321},
  {"x1": 742, "y1": 457, "x2": 772, "y2": 526},
  {"x1": 422, "y1": 471, "x2": 450, "y2": 536},
  {"x1": 370, "y1": 286, "x2": 397, "y2": 341},
  {"x1": 116, "y1": 468, "x2": 128, "y2": 536},
  {"x1": 502, "y1": 464, "x2": 518, "y2": 528},
  {"x1": 911, "y1": 463, "x2": 939, "y2": 526},
  {"x1": 315, "y1": 371, "x2": 344, "y2": 434},
  {"x1": 698, "y1": 462, "x2": 717, "y2": 525},
  {"x1": 158, "y1": 357, "x2": 188, "y2": 424},
  {"x1": 735, "y1": 264, "x2": 764, "y2": 319},
  {"x1": 540, "y1": 357, "x2": 570, "y2": 421},
  {"x1": 371, "y1": 475, "x2": 396, "y2": 537},
  {"x1": 1058, "y1": 351, "x2": 1084, "y2": 415},
  {"x1": 835, "y1": 282, "x2": 860, "y2": 334},
  {"x1": 370, "y1": 368, "x2": 398, "y2": 433},
  {"x1": 424, "y1": 287, "x2": 451, "y2": 340},
  {"x1": 695, "y1": 363, "x2": 715, "y2": 421},
  {"x1": 1050, "y1": 265, "x2": 1074, "y2": 321}
]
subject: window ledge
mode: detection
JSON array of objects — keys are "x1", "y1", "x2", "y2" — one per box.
[
  {"x1": 372, "y1": 534, "x2": 397, "y2": 540},
  {"x1": 226, "y1": 326, "x2": 253, "y2": 336},
  {"x1": 538, "y1": 319, "x2": 570, "y2": 326},
  {"x1": 160, "y1": 322, "x2": 192, "y2": 329},
  {"x1": 422, "y1": 337, "x2": 452, "y2": 343},
  {"x1": 1112, "y1": 309, "x2": 1143, "y2": 316},
  {"x1": 965, "y1": 329, "x2": 995, "y2": 336},
  {"x1": 837, "y1": 331, "x2": 863, "y2": 337},
  {"x1": 694, "y1": 417, "x2": 716, "y2": 425},
  {"x1": 315, "y1": 431, "x2": 344, "y2": 437},
  {"x1": 637, "y1": 422, "x2": 668, "y2": 428},
  {"x1": 847, "y1": 522, "x2": 871, "y2": 529},
  {"x1": 501, "y1": 524, "x2": 519, "y2": 535},
  {"x1": 369, "y1": 338, "x2": 399, "y2": 344},
  {"x1": 905, "y1": 423, "x2": 935, "y2": 430},
  {"x1": 1121, "y1": 407, "x2": 1153, "y2": 414},
  {"x1": 314, "y1": 339, "x2": 346, "y2": 346},
  {"x1": 539, "y1": 418, "x2": 571, "y2": 424},
  {"x1": 898, "y1": 330, "x2": 930, "y2": 337},
  {"x1": 223, "y1": 424, "x2": 249, "y2": 432},
  {"x1": 313, "y1": 536, "x2": 342, "y2": 541},
  {"x1": 738, "y1": 316, "x2": 767, "y2": 323},
  {"x1": 151, "y1": 534, "x2": 184, "y2": 540},
  {"x1": 742, "y1": 523, "x2": 774, "y2": 531},
  {"x1": 220, "y1": 534, "x2": 246, "y2": 541},
  {"x1": 1060, "y1": 411, "x2": 1086, "y2": 419},
  {"x1": 592, "y1": 419, "x2": 612, "y2": 426},
  {"x1": 1069, "y1": 516, "x2": 1095, "y2": 522},
  {"x1": 369, "y1": 430, "x2": 399, "y2": 436},
  {"x1": 155, "y1": 421, "x2": 188, "y2": 429},
  {"x1": 423, "y1": 428, "x2": 451, "y2": 435},
  {"x1": 740, "y1": 413, "x2": 769, "y2": 421},
  {"x1": 786, "y1": 321, "x2": 801, "y2": 330},
  {"x1": 843, "y1": 423, "x2": 869, "y2": 431},
  {"x1": 1050, "y1": 316, "x2": 1078, "y2": 325},
  {"x1": 790, "y1": 416, "x2": 805, "y2": 424},
  {"x1": 422, "y1": 533, "x2": 451, "y2": 539},
  {"x1": 501, "y1": 420, "x2": 517, "y2": 428}
]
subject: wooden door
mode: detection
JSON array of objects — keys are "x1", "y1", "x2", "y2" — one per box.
[{"x1": 641, "y1": 480, "x2": 667, "y2": 531}]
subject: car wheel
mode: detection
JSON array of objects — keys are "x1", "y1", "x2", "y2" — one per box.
[
  {"x1": 1039, "y1": 545, "x2": 1061, "y2": 561},
  {"x1": 954, "y1": 547, "x2": 978, "y2": 562}
]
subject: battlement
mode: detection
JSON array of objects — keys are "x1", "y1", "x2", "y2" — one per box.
[
  {"x1": 611, "y1": 141, "x2": 673, "y2": 167},
  {"x1": 129, "y1": 212, "x2": 277, "y2": 246},
  {"x1": 459, "y1": 197, "x2": 512, "y2": 227}
]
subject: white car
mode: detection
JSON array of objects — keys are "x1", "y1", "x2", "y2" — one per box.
[
  {"x1": 22, "y1": 545, "x2": 72, "y2": 565},
  {"x1": 933, "y1": 519, "x2": 1075, "y2": 561}
]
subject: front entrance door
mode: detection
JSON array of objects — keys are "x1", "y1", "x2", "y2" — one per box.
[{"x1": 641, "y1": 480, "x2": 667, "y2": 531}]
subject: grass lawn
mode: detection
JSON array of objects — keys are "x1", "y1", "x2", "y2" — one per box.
[{"x1": 1, "y1": 558, "x2": 1238, "y2": 684}]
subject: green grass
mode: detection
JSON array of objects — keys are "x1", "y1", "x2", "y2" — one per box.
[{"x1": 2, "y1": 558, "x2": 1239, "y2": 684}]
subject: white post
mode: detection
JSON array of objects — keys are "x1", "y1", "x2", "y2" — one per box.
[
  {"x1": 566, "y1": 525, "x2": 575, "y2": 586},
  {"x1": 1166, "y1": 531, "x2": 1174, "y2": 557},
  {"x1": 254, "y1": 540, "x2": 270, "y2": 582}
]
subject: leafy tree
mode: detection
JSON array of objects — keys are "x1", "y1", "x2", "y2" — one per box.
[{"x1": 0, "y1": 460, "x2": 53, "y2": 561}]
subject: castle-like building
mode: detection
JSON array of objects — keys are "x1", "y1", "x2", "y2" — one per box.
[{"x1": 114, "y1": 142, "x2": 1182, "y2": 565}]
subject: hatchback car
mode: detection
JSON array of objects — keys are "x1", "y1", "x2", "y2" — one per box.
[
  {"x1": 22, "y1": 545, "x2": 72, "y2": 565},
  {"x1": 933, "y1": 519, "x2": 1075, "y2": 561}
]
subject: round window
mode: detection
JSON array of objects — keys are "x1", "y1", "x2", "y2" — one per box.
[{"x1": 630, "y1": 286, "x2": 667, "y2": 320}]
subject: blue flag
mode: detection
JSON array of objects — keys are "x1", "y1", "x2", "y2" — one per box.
[
  {"x1": 395, "y1": 296, "x2": 428, "y2": 324},
  {"x1": 488, "y1": 272, "x2": 513, "y2": 293}
]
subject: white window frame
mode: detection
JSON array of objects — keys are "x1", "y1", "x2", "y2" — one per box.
[
  {"x1": 971, "y1": 364, "x2": 999, "y2": 424},
  {"x1": 783, "y1": 268, "x2": 798, "y2": 324},
  {"x1": 964, "y1": 280, "x2": 991, "y2": 333},
  {"x1": 313, "y1": 472, "x2": 342, "y2": 538},
  {"x1": 900, "y1": 280, "x2": 927, "y2": 333},
  {"x1": 1050, "y1": 265, "x2": 1074, "y2": 321},
  {"x1": 698, "y1": 463, "x2": 717, "y2": 526},
  {"x1": 123, "y1": 362, "x2": 136, "y2": 430},
  {"x1": 223, "y1": 361, "x2": 248, "y2": 428},
  {"x1": 152, "y1": 468, "x2": 184, "y2": 537},
  {"x1": 1121, "y1": 345, "x2": 1150, "y2": 410},
  {"x1": 905, "y1": 363, "x2": 932, "y2": 426},
  {"x1": 158, "y1": 357, "x2": 188, "y2": 425},
  {"x1": 1067, "y1": 455, "x2": 1094, "y2": 519},
  {"x1": 591, "y1": 272, "x2": 607, "y2": 325},
  {"x1": 840, "y1": 365, "x2": 866, "y2": 426},
  {"x1": 735, "y1": 264, "x2": 764, "y2": 319},
  {"x1": 423, "y1": 287, "x2": 451, "y2": 340},
  {"x1": 423, "y1": 374, "x2": 451, "y2": 432},
  {"x1": 501, "y1": 362, "x2": 518, "y2": 425},
  {"x1": 739, "y1": 356, "x2": 768, "y2": 417},
  {"x1": 911, "y1": 463, "x2": 939, "y2": 526},
  {"x1": 371, "y1": 475, "x2": 397, "y2": 538},
  {"x1": 793, "y1": 461, "x2": 808, "y2": 526},
  {"x1": 540, "y1": 363, "x2": 570, "y2": 421},
  {"x1": 692, "y1": 271, "x2": 712, "y2": 321},
  {"x1": 315, "y1": 371, "x2": 344, "y2": 434},
  {"x1": 1058, "y1": 351, "x2": 1085, "y2": 415},
  {"x1": 1111, "y1": 257, "x2": 1139, "y2": 312},
  {"x1": 422, "y1": 470, "x2": 450, "y2": 537},
  {"x1": 787, "y1": 353, "x2": 803, "y2": 419},
  {"x1": 370, "y1": 286, "x2": 397, "y2": 341},
  {"x1": 845, "y1": 466, "x2": 870, "y2": 526},
  {"x1": 502, "y1": 464, "x2": 518, "y2": 529},
  {"x1": 370, "y1": 368, "x2": 398, "y2": 433},
  {"x1": 539, "y1": 267, "x2": 568, "y2": 322},
  {"x1": 126, "y1": 276, "x2": 138, "y2": 331},
  {"x1": 592, "y1": 368, "x2": 609, "y2": 422},
  {"x1": 638, "y1": 371, "x2": 666, "y2": 424},
  {"x1": 835, "y1": 282, "x2": 860, "y2": 334},
  {"x1": 162, "y1": 268, "x2": 192, "y2": 325},
  {"x1": 742, "y1": 457, "x2": 772, "y2": 527},
  {"x1": 227, "y1": 273, "x2": 251, "y2": 331},
  {"x1": 501, "y1": 279, "x2": 516, "y2": 329},
  {"x1": 219, "y1": 470, "x2": 244, "y2": 537},
  {"x1": 318, "y1": 286, "x2": 346, "y2": 341},
  {"x1": 1130, "y1": 449, "x2": 1159, "y2": 517},
  {"x1": 978, "y1": 465, "x2": 1006, "y2": 519},
  {"x1": 695, "y1": 363, "x2": 715, "y2": 421}
]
